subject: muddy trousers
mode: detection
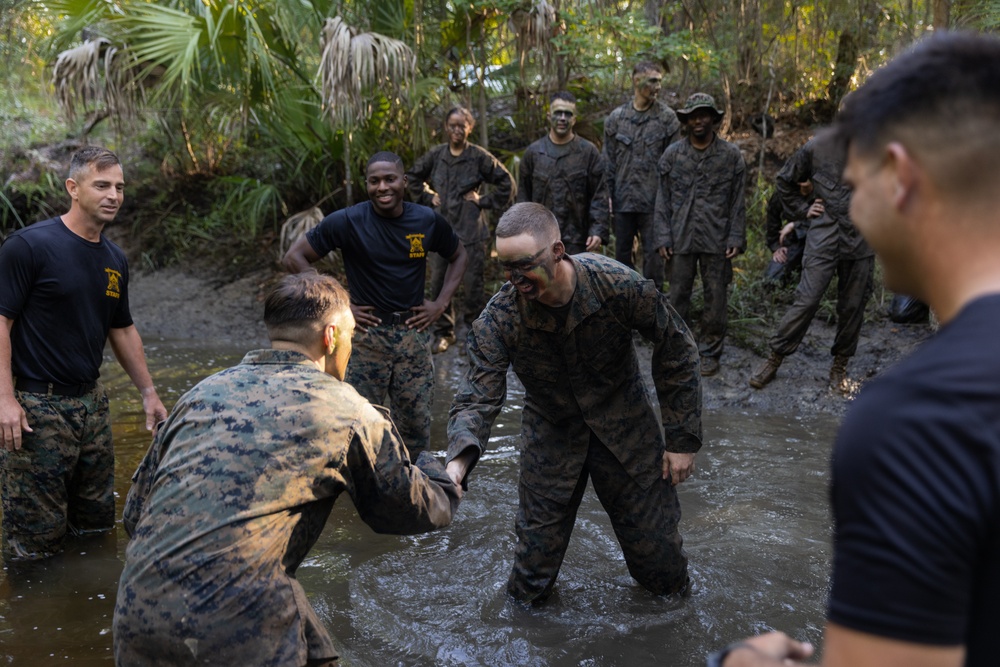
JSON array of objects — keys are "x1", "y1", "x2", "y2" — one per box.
[
  {"x1": 508, "y1": 433, "x2": 688, "y2": 603},
  {"x1": 613, "y1": 212, "x2": 665, "y2": 289},
  {"x1": 769, "y1": 254, "x2": 875, "y2": 358},
  {"x1": 431, "y1": 240, "x2": 488, "y2": 340},
  {"x1": 0, "y1": 387, "x2": 113, "y2": 561},
  {"x1": 345, "y1": 326, "x2": 433, "y2": 458},
  {"x1": 668, "y1": 253, "x2": 732, "y2": 360}
]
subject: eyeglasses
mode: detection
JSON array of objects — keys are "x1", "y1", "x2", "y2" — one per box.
[
  {"x1": 497, "y1": 246, "x2": 549, "y2": 275},
  {"x1": 551, "y1": 110, "x2": 575, "y2": 119}
]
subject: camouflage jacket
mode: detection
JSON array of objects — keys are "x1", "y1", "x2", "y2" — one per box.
[
  {"x1": 777, "y1": 136, "x2": 873, "y2": 260},
  {"x1": 603, "y1": 100, "x2": 681, "y2": 213},
  {"x1": 406, "y1": 143, "x2": 514, "y2": 244},
  {"x1": 115, "y1": 349, "x2": 459, "y2": 666},
  {"x1": 517, "y1": 135, "x2": 610, "y2": 247},
  {"x1": 447, "y1": 254, "x2": 702, "y2": 502},
  {"x1": 654, "y1": 136, "x2": 747, "y2": 254}
]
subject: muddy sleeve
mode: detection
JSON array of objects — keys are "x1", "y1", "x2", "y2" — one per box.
[
  {"x1": 776, "y1": 144, "x2": 813, "y2": 226},
  {"x1": 446, "y1": 312, "x2": 510, "y2": 477},
  {"x1": 634, "y1": 282, "x2": 702, "y2": 452},
  {"x1": 588, "y1": 149, "x2": 611, "y2": 243},
  {"x1": 478, "y1": 153, "x2": 515, "y2": 211},
  {"x1": 406, "y1": 149, "x2": 439, "y2": 207},
  {"x1": 726, "y1": 150, "x2": 748, "y2": 251},
  {"x1": 345, "y1": 410, "x2": 459, "y2": 534}
]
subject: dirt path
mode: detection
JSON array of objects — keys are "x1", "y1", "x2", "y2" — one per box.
[{"x1": 128, "y1": 263, "x2": 932, "y2": 418}]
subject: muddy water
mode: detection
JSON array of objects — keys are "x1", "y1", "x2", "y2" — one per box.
[{"x1": 0, "y1": 341, "x2": 836, "y2": 666}]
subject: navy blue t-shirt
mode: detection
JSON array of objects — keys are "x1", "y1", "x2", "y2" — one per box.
[
  {"x1": 0, "y1": 217, "x2": 133, "y2": 384},
  {"x1": 306, "y1": 201, "x2": 460, "y2": 313},
  {"x1": 829, "y1": 294, "x2": 1000, "y2": 665}
]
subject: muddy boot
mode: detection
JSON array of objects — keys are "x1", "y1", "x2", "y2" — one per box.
[
  {"x1": 432, "y1": 334, "x2": 456, "y2": 354},
  {"x1": 700, "y1": 356, "x2": 720, "y2": 377},
  {"x1": 749, "y1": 352, "x2": 784, "y2": 389},
  {"x1": 829, "y1": 355, "x2": 850, "y2": 393}
]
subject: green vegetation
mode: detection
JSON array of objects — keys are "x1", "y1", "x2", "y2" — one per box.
[{"x1": 0, "y1": 0, "x2": 996, "y2": 277}]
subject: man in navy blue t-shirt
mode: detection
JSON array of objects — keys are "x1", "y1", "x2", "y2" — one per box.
[
  {"x1": 283, "y1": 152, "x2": 467, "y2": 458},
  {"x1": 0, "y1": 146, "x2": 167, "y2": 562},
  {"x1": 710, "y1": 32, "x2": 1000, "y2": 667}
]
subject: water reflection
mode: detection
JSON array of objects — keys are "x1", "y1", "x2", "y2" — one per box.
[{"x1": 0, "y1": 341, "x2": 835, "y2": 666}]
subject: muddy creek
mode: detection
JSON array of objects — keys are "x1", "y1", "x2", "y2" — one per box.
[{"x1": 0, "y1": 340, "x2": 835, "y2": 666}]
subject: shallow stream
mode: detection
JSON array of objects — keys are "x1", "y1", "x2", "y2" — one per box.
[{"x1": 0, "y1": 340, "x2": 836, "y2": 666}]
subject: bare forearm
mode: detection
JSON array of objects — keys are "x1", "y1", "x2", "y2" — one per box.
[{"x1": 108, "y1": 326, "x2": 156, "y2": 394}]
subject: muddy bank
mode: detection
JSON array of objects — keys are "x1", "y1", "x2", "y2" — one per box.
[{"x1": 127, "y1": 263, "x2": 932, "y2": 418}]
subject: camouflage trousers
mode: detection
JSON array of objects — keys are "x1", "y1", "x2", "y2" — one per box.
[
  {"x1": 430, "y1": 240, "x2": 488, "y2": 340},
  {"x1": 668, "y1": 253, "x2": 733, "y2": 360},
  {"x1": 346, "y1": 325, "x2": 434, "y2": 458},
  {"x1": 0, "y1": 386, "x2": 113, "y2": 561},
  {"x1": 769, "y1": 254, "x2": 875, "y2": 358},
  {"x1": 508, "y1": 432, "x2": 688, "y2": 603},
  {"x1": 613, "y1": 212, "x2": 665, "y2": 290}
]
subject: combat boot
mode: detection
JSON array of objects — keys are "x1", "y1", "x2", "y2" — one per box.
[
  {"x1": 830, "y1": 355, "x2": 850, "y2": 393},
  {"x1": 749, "y1": 352, "x2": 784, "y2": 389}
]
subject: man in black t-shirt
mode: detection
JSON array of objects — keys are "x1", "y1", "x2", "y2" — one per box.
[
  {"x1": 283, "y1": 152, "x2": 467, "y2": 458},
  {"x1": 709, "y1": 32, "x2": 1000, "y2": 667},
  {"x1": 0, "y1": 146, "x2": 167, "y2": 562}
]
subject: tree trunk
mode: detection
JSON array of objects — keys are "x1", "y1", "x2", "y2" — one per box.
[
  {"x1": 933, "y1": 0, "x2": 950, "y2": 28},
  {"x1": 827, "y1": 29, "x2": 858, "y2": 113},
  {"x1": 344, "y1": 129, "x2": 352, "y2": 205}
]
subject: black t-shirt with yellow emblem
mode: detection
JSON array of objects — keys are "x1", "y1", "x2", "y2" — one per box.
[
  {"x1": 0, "y1": 217, "x2": 132, "y2": 384},
  {"x1": 307, "y1": 201, "x2": 460, "y2": 313}
]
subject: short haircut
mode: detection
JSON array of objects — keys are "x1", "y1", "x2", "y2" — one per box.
[
  {"x1": 69, "y1": 146, "x2": 121, "y2": 180},
  {"x1": 550, "y1": 91, "x2": 576, "y2": 105},
  {"x1": 445, "y1": 106, "x2": 476, "y2": 131},
  {"x1": 366, "y1": 151, "x2": 404, "y2": 172},
  {"x1": 834, "y1": 32, "x2": 1000, "y2": 200},
  {"x1": 632, "y1": 61, "x2": 663, "y2": 77},
  {"x1": 264, "y1": 273, "x2": 350, "y2": 342},
  {"x1": 496, "y1": 202, "x2": 559, "y2": 241}
]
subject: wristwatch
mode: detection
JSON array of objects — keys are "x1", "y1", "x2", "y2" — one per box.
[{"x1": 706, "y1": 642, "x2": 754, "y2": 667}]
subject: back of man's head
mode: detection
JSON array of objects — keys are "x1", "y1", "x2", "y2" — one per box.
[
  {"x1": 496, "y1": 202, "x2": 559, "y2": 243},
  {"x1": 265, "y1": 273, "x2": 350, "y2": 345},
  {"x1": 69, "y1": 146, "x2": 120, "y2": 180},
  {"x1": 835, "y1": 31, "x2": 1000, "y2": 205}
]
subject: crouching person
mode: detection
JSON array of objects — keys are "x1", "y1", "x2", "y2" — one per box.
[{"x1": 113, "y1": 273, "x2": 461, "y2": 666}]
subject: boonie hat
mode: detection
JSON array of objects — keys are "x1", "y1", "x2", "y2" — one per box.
[{"x1": 676, "y1": 93, "x2": 724, "y2": 120}]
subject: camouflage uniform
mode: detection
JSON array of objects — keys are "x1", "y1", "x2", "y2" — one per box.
[
  {"x1": 447, "y1": 254, "x2": 702, "y2": 602},
  {"x1": 655, "y1": 136, "x2": 747, "y2": 360},
  {"x1": 0, "y1": 386, "x2": 112, "y2": 560},
  {"x1": 603, "y1": 100, "x2": 681, "y2": 287},
  {"x1": 407, "y1": 144, "x2": 514, "y2": 336},
  {"x1": 114, "y1": 349, "x2": 460, "y2": 667},
  {"x1": 763, "y1": 189, "x2": 806, "y2": 285},
  {"x1": 517, "y1": 135, "x2": 611, "y2": 254},
  {"x1": 346, "y1": 325, "x2": 433, "y2": 458},
  {"x1": 768, "y1": 136, "x2": 875, "y2": 359}
]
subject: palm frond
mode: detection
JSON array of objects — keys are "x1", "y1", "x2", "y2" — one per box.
[{"x1": 319, "y1": 16, "x2": 415, "y2": 127}]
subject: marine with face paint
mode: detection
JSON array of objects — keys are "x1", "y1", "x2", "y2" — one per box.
[
  {"x1": 603, "y1": 61, "x2": 682, "y2": 290},
  {"x1": 283, "y1": 151, "x2": 468, "y2": 459},
  {"x1": 406, "y1": 107, "x2": 514, "y2": 354},
  {"x1": 654, "y1": 93, "x2": 747, "y2": 377},
  {"x1": 517, "y1": 91, "x2": 610, "y2": 255},
  {"x1": 446, "y1": 201, "x2": 702, "y2": 603}
]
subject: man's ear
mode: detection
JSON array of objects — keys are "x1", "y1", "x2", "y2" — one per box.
[
  {"x1": 885, "y1": 141, "x2": 916, "y2": 212},
  {"x1": 65, "y1": 178, "x2": 78, "y2": 200},
  {"x1": 323, "y1": 324, "x2": 336, "y2": 353}
]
